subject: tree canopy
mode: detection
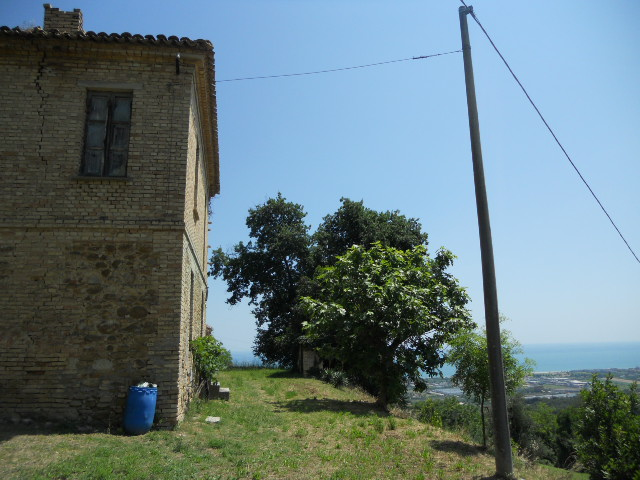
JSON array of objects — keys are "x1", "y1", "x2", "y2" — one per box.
[
  {"x1": 210, "y1": 193, "x2": 311, "y2": 367},
  {"x1": 311, "y1": 198, "x2": 428, "y2": 267},
  {"x1": 302, "y1": 243, "x2": 472, "y2": 409},
  {"x1": 211, "y1": 195, "x2": 432, "y2": 369}
]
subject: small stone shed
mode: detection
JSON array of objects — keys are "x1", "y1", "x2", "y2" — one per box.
[{"x1": 0, "y1": 5, "x2": 220, "y2": 427}]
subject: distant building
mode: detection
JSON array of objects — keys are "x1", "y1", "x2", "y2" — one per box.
[{"x1": 0, "y1": 5, "x2": 220, "y2": 427}]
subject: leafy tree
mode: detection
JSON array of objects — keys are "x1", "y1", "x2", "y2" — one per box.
[
  {"x1": 302, "y1": 243, "x2": 472, "y2": 409},
  {"x1": 576, "y1": 375, "x2": 640, "y2": 480},
  {"x1": 447, "y1": 323, "x2": 534, "y2": 448},
  {"x1": 302, "y1": 198, "x2": 431, "y2": 374},
  {"x1": 210, "y1": 193, "x2": 311, "y2": 367},
  {"x1": 212, "y1": 195, "x2": 431, "y2": 370},
  {"x1": 311, "y1": 198, "x2": 428, "y2": 267}
]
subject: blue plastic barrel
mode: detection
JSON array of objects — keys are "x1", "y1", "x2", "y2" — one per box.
[{"x1": 123, "y1": 386, "x2": 157, "y2": 435}]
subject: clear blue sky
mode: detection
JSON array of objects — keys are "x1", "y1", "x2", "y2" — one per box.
[{"x1": 4, "y1": 1, "x2": 639, "y2": 351}]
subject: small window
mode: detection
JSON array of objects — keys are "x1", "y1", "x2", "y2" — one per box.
[{"x1": 81, "y1": 91, "x2": 132, "y2": 177}]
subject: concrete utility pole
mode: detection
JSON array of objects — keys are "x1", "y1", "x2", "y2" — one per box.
[{"x1": 458, "y1": 5, "x2": 514, "y2": 479}]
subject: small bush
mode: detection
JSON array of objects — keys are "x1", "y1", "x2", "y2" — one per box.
[
  {"x1": 416, "y1": 399, "x2": 443, "y2": 428},
  {"x1": 190, "y1": 335, "x2": 232, "y2": 387},
  {"x1": 319, "y1": 368, "x2": 350, "y2": 388},
  {"x1": 416, "y1": 397, "x2": 482, "y2": 443}
]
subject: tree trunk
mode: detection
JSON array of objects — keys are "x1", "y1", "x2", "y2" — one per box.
[
  {"x1": 376, "y1": 376, "x2": 389, "y2": 412},
  {"x1": 375, "y1": 354, "x2": 394, "y2": 412}
]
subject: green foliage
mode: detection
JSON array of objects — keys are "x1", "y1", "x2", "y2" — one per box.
[
  {"x1": 210, "y1": 193, "x2": 311, "y2": 368},
  {"x1": 190, "y1": 335, "x2": 232, "y2": 386},
  {"x1": 576, "y1": 375, "x2": 640, "y2": 479},
  {"x1": 448, "y1": 321, "x2": 534, "y2": 404},
  {"x1": 416, "y1": 393, "x2": 585, "y2": 469},
  {"x1": 508, "y1": 395, "x2": 558, "y2": 464},
  {"x1": 311, "y1": 197, "x2": 428, "y2": 267},
  {"x1": 417, "y1": 397, "x2": 483, "y2": 442},
  {"x1": 446, "y1": 321, "x2": 534, "y2": 447},
  {"x1": 319, "y1": 368, "x2": 351, "y2": 388},
  {"x1": 555, "y1": 403, "x2": 581, "y2": 468},
  {"x1": 302, "y1": 243, "x2": 472, "y2": 409},
  {"x1": 210, "y1": 195, "x2": 431, "y2": 370}
]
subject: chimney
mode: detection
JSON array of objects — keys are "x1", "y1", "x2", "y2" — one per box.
[{"x1": 43, "y1": 4, "x2": 84, "y2": 33}]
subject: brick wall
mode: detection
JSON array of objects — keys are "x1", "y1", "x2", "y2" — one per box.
[
  {"x1": 43, "y1": 5, "x2": 84, "y2": 32},
  {"x1": 175, "y1": 89, "x2": 211, "y2": 420},
  {"x1": 0, "y1": 32, "x2": 214, "y2": 427}
]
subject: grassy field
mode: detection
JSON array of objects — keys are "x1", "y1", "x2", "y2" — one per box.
[{"x1": 0, "y1": 368, "x2": 588, "y2": 480}]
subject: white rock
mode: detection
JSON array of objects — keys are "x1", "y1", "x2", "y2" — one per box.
[{"x1": 205, "y1": 416, "x2": 221, "y2": 424}]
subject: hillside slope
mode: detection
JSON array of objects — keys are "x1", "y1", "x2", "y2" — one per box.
[{"x1": 0, "y1": 368, "x2": 585, "y2": 479}]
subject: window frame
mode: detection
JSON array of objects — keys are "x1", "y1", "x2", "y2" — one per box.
[{"x1": 80, "y1": 90, "x2": 133, "y2": 177}]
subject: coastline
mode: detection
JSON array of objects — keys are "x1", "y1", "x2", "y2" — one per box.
[{"x1": 230, "y1": 341, "x2": 640, "y2": 376}]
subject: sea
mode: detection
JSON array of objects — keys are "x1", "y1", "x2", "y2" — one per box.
[
  {"x1": 231, "y1": 342, "x2": 640, "y2": 377},
  {"x1": 517, "y1": 342, "x2": 640, "y2": 373}
]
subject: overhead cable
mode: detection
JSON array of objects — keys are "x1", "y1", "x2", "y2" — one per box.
[
  {"x1": 215, "y1": 49, "x2": 461, "y2": 83},
  {"x1": 460, "y1": 1, "x2": 639, "y2": 264}
]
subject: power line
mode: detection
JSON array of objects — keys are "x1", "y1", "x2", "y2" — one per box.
[
  {"x1": 459, "y1": 1, "x2": 640, "y2": 264},
  {"x1": 215, "y1": 49, "x2": 461, "y2": 83}
]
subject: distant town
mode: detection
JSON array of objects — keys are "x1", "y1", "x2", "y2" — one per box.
[{"x1": 410, "y1": 367, "x2": 640, "y2": 403}]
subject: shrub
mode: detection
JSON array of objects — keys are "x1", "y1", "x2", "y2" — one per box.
[
  {"x1": 190, "y1": 335, "x2": 232, "y2": 388},
  {"x1": 319, "y1": 368, "x2": 350, "y2": 388},
  {"x1": 416, "y1": 397, "x2": 482, "y2": 442},
  {"x1": 576, "y1": 375, "x2": 640, "y2": 479},
  {"x1": 416, "y1": 398, "x2": 443, "y2": 428},
  {"x1": 508, "y1": 395, "x2": 557, "y2": 464}
]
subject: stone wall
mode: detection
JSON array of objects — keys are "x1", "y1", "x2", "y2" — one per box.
[
  {"x1": 0, "y1": 229, "x2": 183, "y2": 426},
  {"x1": 43, "y1": 4, "x2": 84, "y2": 32},
  {"x1": 0, "y1": 30, "x2": 213, "y2": 427}
]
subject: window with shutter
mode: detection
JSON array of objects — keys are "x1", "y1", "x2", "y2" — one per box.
[{"x1": 81, "y1": 91, "x2": 132, "y2": 177}]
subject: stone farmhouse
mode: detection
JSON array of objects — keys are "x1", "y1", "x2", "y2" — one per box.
[{"x1": 0, "y1": 5, "x2": 219, "y2": 427}]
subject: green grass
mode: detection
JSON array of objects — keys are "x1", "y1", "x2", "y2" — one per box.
[{"x1": 0, "y1": 368, "x2": 588, "y2": 479}]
